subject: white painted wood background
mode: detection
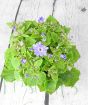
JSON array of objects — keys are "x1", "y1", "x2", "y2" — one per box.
[{"x1": 0, "y1": 0, "x2": 88, "y2": 105}]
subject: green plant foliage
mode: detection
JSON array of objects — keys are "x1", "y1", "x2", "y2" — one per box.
[
  {"x1": 1, "y1": 16, "x2": 80, "y2": 94},
  {"x1": 59, "y1": 67, "x2": 80, "y2": 86}
]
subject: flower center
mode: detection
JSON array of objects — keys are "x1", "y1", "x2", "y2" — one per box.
[{"x1": 39, "y1": 48, "x2": 42, "y2": 51}]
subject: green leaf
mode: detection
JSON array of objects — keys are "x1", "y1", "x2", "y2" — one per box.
[
  {"x1": 34, "y1": 59, "x2": 43, "y2": 68},
  {"x1": 60, "y1": 67, "x2": 80, "y2": 87},
  {"x1": 2, "y1": 66, "x2": 15, "y2": 82},
  {"x1": 23, "y1": 75, "x2": 36, "y2": 86},
  {"x1": 23, "y1": 68, "x2": 37, "y2": 86},
  {"x1": 2, "y1": 48, "x2": 19, "y2": 82},
  {"x1": 46, "y1": 15, "x2": 59, "y2": 24},
  {"x1": 37, "y1": 72, "x2": 46, "y2": 85},
  {"x1": 20, "y1": 46, "x2": 26, "y2": 55},
  {"x1": 18, "y1": 21, "x2": 38, "y2": 33},
  {"x1": 56, "y1": 78, "x2": 63, "y2": 89},
  {"x1": 67, "y1": 46, "x2": 80, "y2": 63},
  {"x1": 51, "y1": 32, "x2": 58, "y2": 43},
  {"x1": 5, "y1": 48, "x2": 16, "y2": 60},
  {"x1": 45, "y1": 79, "x2": 57, "y2": 94},
  {"x1": 54, "y1": 25, "x2": 63, "y2": 33},
  {"x1": 11, "y1": 57, "x2": 20, "y2": 69},
  {"x1": 14, "y1": 70, "x2": 21, "y2": 80},
  {"x1": 63, "y1": 26, "x2": 70, "y2": 35},
  {"x1": 23, "y1": 71, "x2": 46, "y2": 86},
  {"x1": 7, "y1": 22, "x2": 16, "y2": 28},
  {"x1": 48, "y1": 66, "x2": 58, "y2": 81},
  {"x1": 44, "y1": 32, "x2": 51, "y2": 46},
  {"x1": 20, "y1": 34, "x2": 30, "y2": 38},
  {"x1": 18, "y1": 21, "x2": 32, "y2": 33},
  {"x1": 24, "y1": 36, "x2": 36, "y2": 47},
  {"x1": 55, "y1": 60, "x2": 67, "y2": 73}
]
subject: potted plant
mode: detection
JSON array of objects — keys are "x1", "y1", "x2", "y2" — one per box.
[{"x1": 1, "y1": 16, "x2": 80, "y2": 105}]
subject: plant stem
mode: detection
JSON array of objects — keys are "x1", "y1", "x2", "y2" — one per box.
[{"x1": 44, "y1": 93, "x2": 49, "y2": 105}]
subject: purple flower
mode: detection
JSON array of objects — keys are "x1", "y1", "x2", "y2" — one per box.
[
  {"x1": 25, "y1": 73, "x2": 29, "y2": 78},
  {"x1": 48, "y1": 54, "x2": 53, "y2": 58},
  {"x1": 13, "y1": 26, "x2": 16, "y2": 31},
  {"x1": 41, "y1": 33, "x2": 46, "y2": 42},
  {"x1": 29, "y1": 48, "x2": 33, "y2": 51},
  {"x1": 41, "y1": 32, "x2": 45, "y2": 37},
  {"x1": 38, "y1": 17, "x2": 44, "y2": 23},
  {"x1": 33, "y1": 42, "x2": 48, "y2": 57},
  {"x1": 21, "y1": 58, "x2": 27, "y2": 64},
  {"x1": 60, "y1": 54, "x2": 67, "y2": 60}
]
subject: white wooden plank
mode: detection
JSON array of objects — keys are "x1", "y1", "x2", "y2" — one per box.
[
  {"x1": 0, "y1": 0, "x2": 21, "y2": 94},
  {"x1": 16, "y1": 0, "x2": 54, "y2": 22},
  {"x1": 50, "y1": 0, "x2": 88, "y2": 105}
]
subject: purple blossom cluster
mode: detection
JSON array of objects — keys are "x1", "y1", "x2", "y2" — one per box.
[
  {"x1": 25, "y1": 73, "x2": 29, "y2": 78},
  {"x1": 41, "y1": 32, "x2": 45, "y2": 37},
  {"x1": 48, "y1": 54, "x2": 53, "y2": 58},
  {"x1": 33, "y1": 42, "x2": 48, "y2": 57},
  {"x1": 21, "y1": 58, "x2": 27, "y2": 64},
  {"x1": 60, "y1": 54, "x2": 67, "y2": 60},
  {"x1": 13, "y1": 26, "x2": 16, "y2": 31},
  {"x1": 38, "y1": 17, "x2": 44, "y2": 23}
]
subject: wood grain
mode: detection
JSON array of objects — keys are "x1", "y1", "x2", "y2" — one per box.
[
  {"x1": 0, "y1": 0, "x2": 88, "y2": 105},
  {"x1": 0, "y1": 0, "x2": 22, "y2": 94}
]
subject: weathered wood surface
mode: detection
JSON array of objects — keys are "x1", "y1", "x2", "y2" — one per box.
[{"x1": 0, "y1": 0, "x2": 88, "y2": 105}]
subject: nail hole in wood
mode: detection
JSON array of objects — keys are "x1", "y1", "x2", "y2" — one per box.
[{"x1": 81, "y1": 7, "x2": 87, "y2": 12}]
